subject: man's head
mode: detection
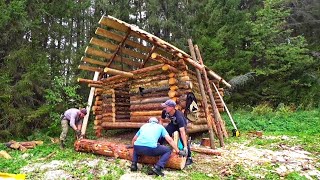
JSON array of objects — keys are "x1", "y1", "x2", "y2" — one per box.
[
  {"x1": 161, "y1": 99, "x2": 176, "y2": 114},
  {"x1": 80, "y1": 108, "x2": 87, "y2": 118},
  {"x1": 148, "y1": 117, "x2": 159, "y2": 124}
]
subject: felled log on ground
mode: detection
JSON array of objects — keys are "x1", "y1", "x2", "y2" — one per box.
[
  {"x1": 74, "y1": 139, "x2": 186, "y2": 169},
  {"x1": 4, "y1": 140, "x2": 43, "y2": 152},
  {"x1": 190, "y1": 146, "x2": 222, "y2": 156}
]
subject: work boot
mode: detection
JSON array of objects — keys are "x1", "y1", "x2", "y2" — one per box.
[
  {"x1": 151, "y1": 165, "x2": 164, "y2": 176},
  {"x1": 185, "y1": 157, "x2": 193, "y2": 166},
  {"x1": 60, "y1": 140, "x2": 66, "y2": 149},
  {"x1": 130, "y1": 163, "x2": 138, "y2": 172}
]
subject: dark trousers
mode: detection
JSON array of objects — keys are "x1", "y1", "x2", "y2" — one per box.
[
  {"x1": 133, "y1": 145, "x2": 171, "y2": 168},
  {"x1": 159, "y1": 123, "x2": 191, "y2": 158}
]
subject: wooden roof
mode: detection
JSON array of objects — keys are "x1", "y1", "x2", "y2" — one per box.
[{"x1": 79, "y1": 15, "x2": 230, "y2": 87}]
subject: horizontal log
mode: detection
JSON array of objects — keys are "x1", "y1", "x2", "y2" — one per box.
[
  {"x1": 190, "y1": 146, "x2": 222, "y2": 155},
  {"x1": 130, "y1": 116, "x2": 162, "y2": 122},
  {"x1": 130, "y1": 91, "x2": 168, "y2": 100},
  {"x1": 78, "y1": 65, "x2": 104, "y2": 73},
  {"x1": 104, "y1": 67, "x2": 133, "y2": 78},
  {"x1": 130, "y1": 103, "x2": 163, "y2": 111},
  {"x1": 132, "y1": 64, "x2": 164, "y2": 75},
  {"x1": 151, "y1": 53, "x2": 181, "y2": 67},
  {"x1": 130, "y1": 86, "x2": 170, "y2": 95},
  {"x1": 162, "y1": 64, "x2": 178, "y2": 73},
  {"x1": 186, "y1": 124, "x2": 208, "y2": 134},
  {"x1": 131, "y1": 74, "x2": 168, "y2": 85},
  {"x1": 90, "y1": 37, "x2": 146, "y2": 60},
  {"x1": 74, "y1": 139, "x2": 186, "y2": 169},
  {"x1": 130, "y1": 79, "x2": 169, "y2": 89},
  {"x1": 95, "y1": 27, "x2": 150, "y2": 53},
  {"x1": 130, "y1": 97, "x2": 170, "y2": 105},
  {"x1": 130, "y1": 110, "x2": 163, "y2": 116}
]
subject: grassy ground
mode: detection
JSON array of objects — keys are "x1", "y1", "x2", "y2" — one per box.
[{"x1": 0, "y1": 107, "x2": 319, "y2": 179}]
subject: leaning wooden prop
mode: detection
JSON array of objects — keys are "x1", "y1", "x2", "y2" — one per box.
[{"x1": 74, "y1": 139, "x2": 187, "y2": 170}]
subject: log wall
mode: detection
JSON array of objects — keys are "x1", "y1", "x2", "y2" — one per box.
[{"x1": 91, "y1": 63, "x2": 225, "y2": 136}]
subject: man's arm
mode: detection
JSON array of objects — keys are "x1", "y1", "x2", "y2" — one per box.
[
  {"x1": 164, "y1": 134, "x2": 179, "y2": 152},
  {"x1": 69, "y1": 115, "x2": 78, "y2": 131},
  {"x1": 179, "y1": 127, "x2": 188, "y2": 148}
]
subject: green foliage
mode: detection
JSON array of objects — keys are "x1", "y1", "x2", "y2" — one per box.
[
  {"x1": 189, "y1": 172, "x2": 219, "y2": 180},
  {"x1": 285, "y1": 172, "x2": 308, "y2": 180}
]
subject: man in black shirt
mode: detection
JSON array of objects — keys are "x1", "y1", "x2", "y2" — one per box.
[{"x1": 160, "y1": 99, "x2": 193, "y2": 166}]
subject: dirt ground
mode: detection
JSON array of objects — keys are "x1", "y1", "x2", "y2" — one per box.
[{"x1": 20, "y1": 130, "x2": 320, "y2": 179}]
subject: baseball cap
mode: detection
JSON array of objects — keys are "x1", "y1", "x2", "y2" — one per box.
[
  {"x1": 80, "y1": 108, "x2": 87, "y2": 115},
  {"x1": 161, "y1": 99, "x2": 176, "y2": 107}
]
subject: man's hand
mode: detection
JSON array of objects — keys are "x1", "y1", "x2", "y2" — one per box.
[
  {"x1": 183, "y1": 147, "x2": 188, "y2": 156},
  {"x1": 76, "y1": 130, "x2": 81, "y2": 139},
  {"x1": 178, "y1": 150, "x2": 187, "y2": 157}
]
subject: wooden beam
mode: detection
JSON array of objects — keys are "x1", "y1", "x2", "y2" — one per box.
[
  {"x1": 82, "y1": 56, "x2": 107, "y2": 66},
  {"x1": 104, "y1": 67, "x2": 133, "y2": 77},
  {"x1": 77, "y1": 78, "x2": 103, "y2": 84},
  {"x1": 140, "y1": 45, "x2": 157, "y2": 68},
  {"x1": 78, "y1": 65, "x2": 103, "y2": 72},
  {"x1": 108, "y1": 29, "x2": 131, "y2": 66},
  {"x1": 81, "y1": 72, "x2": 100, "y2": 136},
  {"x1": 151, "y1": 53, "x2": 181, "y2": 67},
  {"x1": 95, "y1": 27, "x2": 150, "y2": 52},
  {"x1": 85, "y1": 46, "x2": 112, "y2": 59},
  {"x1": 85, "y1": 47, "x2": 141, "y2": 67}
]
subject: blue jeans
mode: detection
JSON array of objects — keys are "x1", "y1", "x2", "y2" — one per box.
[{"x1": 133, "y1": 145, "x2": 171, "y2": 168}]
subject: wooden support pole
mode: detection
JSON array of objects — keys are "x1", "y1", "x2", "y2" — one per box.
[
  {"x1": 188, "y1": 39, "x2": 216, "y2": 149},
  {"x1": 194, "y1": 45, "x2": 226, "y2": 146},
  {"x1": 81, "y1": 71, "x2": 100, "y2": 136}
]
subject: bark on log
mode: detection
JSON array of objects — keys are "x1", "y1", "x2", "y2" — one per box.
[
  {"x1": 130, "y1": 97, "x2": 170, "y2": 105},
  {"x1": 74, "y1": 139, "x2": 186, "y2": 169},
  {"x1": 162, "y1": 64, "x2": 178, "y2": 73},
  {"x1": 130, "y1": 91, "x2": 168, "y2": 100},
  {"x1": 130, "y1": 116, "x2": 163, "y2": 123},
  {"x1": 130, "y1": 110, "x2": 163, "y2": 116},
  {"x1": 151, "y1": 53, "x2": 182, "y2": 67},
  {"x1": 130, "y1": 103, "x2": 163, "y2": 111},
  {"x1": 190, "y1": 146, "x2": 222, "y2": 156},
  {"x1": 132, "y1": 64, "x2": 164, "y2": 75},
  {"x1": 130, "y1": 86, "x2": 170, "y2": 96}
]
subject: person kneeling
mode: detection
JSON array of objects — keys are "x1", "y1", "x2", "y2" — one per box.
[{"x1": 130, "y1": 117, "x2": 186, "y2": 176}]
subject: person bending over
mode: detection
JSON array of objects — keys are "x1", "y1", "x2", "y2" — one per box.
[{"x1": 131, "y1": 117, "x2": 186, "y2": 176}]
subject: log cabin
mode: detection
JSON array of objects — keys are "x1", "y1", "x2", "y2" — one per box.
[{"x1": 77, "y1": 15, "x2": 232, "y2": 148}]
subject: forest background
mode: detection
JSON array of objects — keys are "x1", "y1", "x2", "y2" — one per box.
[{"x1": 0, "y1": 0, "x2": 319, "y2": 140}]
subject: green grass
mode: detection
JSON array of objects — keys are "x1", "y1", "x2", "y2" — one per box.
[
  {"x1": 222, "y1": 108, "x2": 320, "y2": 153},
  {"x1": 1, "y1": 108, "x2": 319, "y2": 179}
]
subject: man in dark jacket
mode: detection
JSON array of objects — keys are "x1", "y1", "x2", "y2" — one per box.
[
  {"x1": 160, "y1": 99, "x2": 193, "y2": 166},
  {"x1": 60, "y1": 108, "x2": 87, "y2": 148}
]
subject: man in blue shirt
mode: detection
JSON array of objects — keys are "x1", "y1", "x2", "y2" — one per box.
[
  {"x1": 160, "y1": 99, "x2": 193, "y2": 166},
  {"x1": 131, "y1": 117, "x2": 185, "y2": 176}
]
